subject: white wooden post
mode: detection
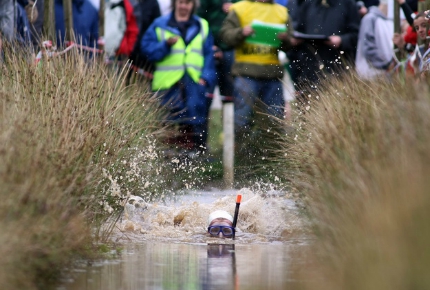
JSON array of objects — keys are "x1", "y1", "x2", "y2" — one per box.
[{"x1": 223, "y1": 102, "x2": 234, "y2": 188}]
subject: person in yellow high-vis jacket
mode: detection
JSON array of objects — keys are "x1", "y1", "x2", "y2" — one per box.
[
  {"x1": 141, "y1": 0, "x2": 216, "y2": 155},
  {"x1": 219, "y1": 0, "x2": 295, "y2": 161}
]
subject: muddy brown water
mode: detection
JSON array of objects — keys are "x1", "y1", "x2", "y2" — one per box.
[{"x1": 58, "y1": 188, "x2": 312, "y2": 290}]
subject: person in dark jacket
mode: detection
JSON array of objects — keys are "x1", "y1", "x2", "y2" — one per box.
[
  {"x1": 29, "y1": 0, "x2": 44, "y2": 48},
  {"x1": 16, "y1": 0, "x2": 32, "y2": 45},
  {"x1": 128, "y1": 0, "x2": 161, "y2": 81},
  {"x1": 292, "y1": 0, "x2": 360, "y2": 101},
  {"x1": 197, "y1": 0, "x2": 237, "y2": 151},
  {"x1": 197, "y1": 0, "x2": 236, "y2": 104},
  {"x1": 55, "y1": 0, "x2": 99, "y2": 48},
  {"x1": 286, "y1": 0, "x2": 305, "y2": 98}
]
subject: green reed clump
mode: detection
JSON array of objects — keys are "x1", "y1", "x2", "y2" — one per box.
[
  {"x1": 0, "y1": 46, "x2": 166, "y2": 289},
  {"x1": 280, "y1": 73, "x2": 430, "y2": 290}
]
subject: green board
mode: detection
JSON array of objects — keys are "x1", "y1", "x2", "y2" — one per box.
[{"x1": 246, "y1": 20, "x2": 287, "y2": 47}]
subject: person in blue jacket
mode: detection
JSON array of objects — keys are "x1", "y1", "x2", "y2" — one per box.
[
  {"x1": 55, "y1": 0, "x2": 99, "y2": 48},
  {"x1": 16, "y1": 0, "x2": 32, "y2": 46},
  {"x1": 141, "y1": 0, "x2": 216, "y2": 155},
  {"x1": 0, "y1": 0, "x2": 15, "y2": 42}
]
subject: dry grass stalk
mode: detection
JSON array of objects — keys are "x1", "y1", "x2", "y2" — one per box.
[
  {"x1": 281, "y1": 72, "x2": 430, "y2": 289},
  {"x1": 0, "y1": 46, "x2": 165, "y2": 288}
]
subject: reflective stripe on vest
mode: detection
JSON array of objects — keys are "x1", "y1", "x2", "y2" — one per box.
[
  {"x1": 152, "y1": 19, "x2": 209, "y2": 91},
  {"x1": 232, "y1": 1, "x2": 287, "y2": 65}
]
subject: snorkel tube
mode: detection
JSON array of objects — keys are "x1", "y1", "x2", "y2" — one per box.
[{"x1": 232, "y1": 194, "x2": 242, "y2": 239}]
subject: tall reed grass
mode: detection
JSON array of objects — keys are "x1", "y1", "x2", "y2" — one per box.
[
  {"x1": 0, "y1": 46, "x2": 166, "y2": 289},
  {"x1": 281, "y1": 73, "x2": 430, "y2": 289}
]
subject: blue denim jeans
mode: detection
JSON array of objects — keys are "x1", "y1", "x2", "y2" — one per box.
[{"x1": 233, "y1": 76, "x2": 284, "y2": 132}]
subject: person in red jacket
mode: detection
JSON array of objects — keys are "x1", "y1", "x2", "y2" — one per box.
[{"x1": 115, "y1": 0, "x2": 140, "y2": 57}]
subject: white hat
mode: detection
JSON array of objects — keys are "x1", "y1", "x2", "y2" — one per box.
[{"x1": 208, "y1": 210, "x2": 233, "y2": 226}]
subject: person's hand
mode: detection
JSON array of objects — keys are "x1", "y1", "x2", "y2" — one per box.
[
  {"x1": 278, "y1": 33, "x2": 303, "y2": 46},
  {"x1": 198, "y1": 78, "x2": 207, "y2": 86},
  {"x1": 214, "y1": 50, "x2": 223, "y2": 59},
  {"x1": 222, "y1": 2, "x2": 232, "y2": 13},
  {"x1": 386, "y1": 59, "x2": 397, "y2": 72},
  {"x1": 289, "y1": 37, "x2": 303, "y2": 46},
  {"x1": 242, "y1": 26, "x2": 254, "y2": 37},
  {"x1": 277, "y1": 32, "x2": 289, "y2": 41},
  {"x1": 166, "y1": 36, "x2": 179, "y2": 46},
  {"x1": 212, "y1": 45, "x2": 223, "y2": 59},
  {"x1": 325, "y1": 35, "x2": 342, "y2": 48},
  {"x1": 393, "y1": 32, "x2": 405, "y2": 49}
]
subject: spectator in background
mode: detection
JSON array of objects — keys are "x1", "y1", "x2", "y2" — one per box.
[
  {"x1": 219, "y1": 0, "x2": 294, "y2": 161},
  {"x1": 274, "y1": 0, "x2": 297, "y2": 119},
  {"x1": 29, "y1": 0, "x2": 44, "y2": 48},
  {"x1": 128, "y1": 0, "x2": 161, "y2": 82},
  {"x1": 406, "y1": 0, "x2": 417, "y2": 12},
  {"x1": 420, "y1": 11, "x2": 430, "y2": 74},
  {"x1": 105, "y1": 0, "x2": 161, "y2": 82},
  {"x1": 0, "y1": 0, "x2": 36, "y2": 59},
  {"x1": 393, "y1": 12, "x2": 429, "y2": 75},
  {"x1": 393, "y1": 0, "x2": 417, "y2": 54},
  {"x1": 113, "y1": 0, "x2": 140, "y2": 60},
  {"x1": 358, "y1": 0, "x2": 378, "y2": 9},
  {"x1": 286, "y1": 0, "x2": 305, "y2": 100},
  {"x1": 197, "y1": 0, "x2": 236, "y2": 149},
  {"x1": 356, "y1": 1, "x2": 368, "y2": 17},
  {"x1": 141, "y1": 0, "x2": 216, "y2": 155},
  {"x1": 18, "y1": 0, "x2": 39, "y2": 25},
  {"x1": 391, "y1": 0, "x2": 423, "y2": 75},
  {"x1": 292, "y1": 0, "x2": 360, "y2": 103},
  {"x1": 55, "y1": 0, "x2": 99, "y2": 48},
  {"x1": 16, "y1": 0, "x2": 33, "y2": 46},
  {"x1": 398, "y1": 0, "x2": 415, "y2": 24},
  {"x1": 0, "y1": 0, "x2": 15, "y2": 44},
  {"x1": 355, "y1": 0, "x2": 395, "y2": 79},
  {"x1": 287, "y1": 0, "x2": 362, "y2": 100}
]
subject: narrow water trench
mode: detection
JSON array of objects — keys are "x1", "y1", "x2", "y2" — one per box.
[{"x1": 58, "y1": 189, "x2": 312, "y2": 290}]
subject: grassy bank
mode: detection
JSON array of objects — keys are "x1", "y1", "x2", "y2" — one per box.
[
  {"x1": 281, "y1": 74, "x2": 430, "y2": 289},
  {"x1": 0, "y1": 47, "x2": 167, "y2": 289}
]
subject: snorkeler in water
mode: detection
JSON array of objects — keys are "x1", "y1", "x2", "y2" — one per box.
[
  {"x1": 207, "y1": 195, "x2": 242, "y2": 239},
  {"x1": 207, "y1": 210, "x2": 235, "y2": 238}
]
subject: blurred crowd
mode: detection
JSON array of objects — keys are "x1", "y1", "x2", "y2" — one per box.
[{"x1": 1, "y1": 0, "x2": 429, "y2": 159}]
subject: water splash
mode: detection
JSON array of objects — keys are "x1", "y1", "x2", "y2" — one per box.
[
  {"x1": 111, "y1": 188, "x2": 308, "y2": 244},
  {"x1": 98, "y1": 135, "x2": 309, "y2": 244}
]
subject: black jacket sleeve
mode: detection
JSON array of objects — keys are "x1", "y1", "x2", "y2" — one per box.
[{"x1": 401, "y1": 2, "x2": 415, "y2": 27}]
